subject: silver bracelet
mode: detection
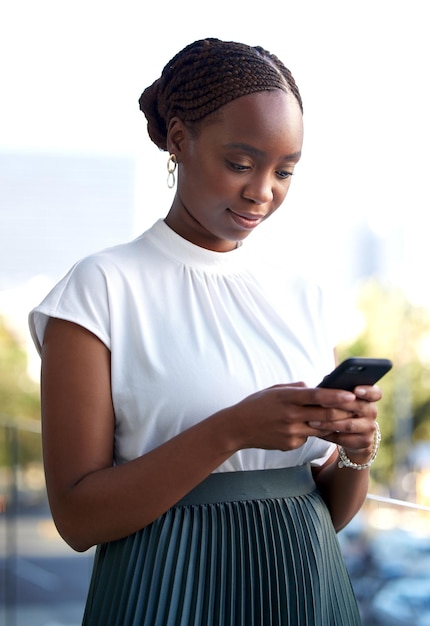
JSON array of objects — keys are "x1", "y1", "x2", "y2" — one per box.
[{"x1": 337, "y1": 422, "x2": 381, "y2": 470}]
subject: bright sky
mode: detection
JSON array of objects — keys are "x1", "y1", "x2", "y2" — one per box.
[{"x1": 1, "y1": 0, "x2": 429, "y2": 307}]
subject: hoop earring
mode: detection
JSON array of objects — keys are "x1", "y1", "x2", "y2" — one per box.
[{"x1": 167, "y1": 154, "x2": 177, "y2": 189}]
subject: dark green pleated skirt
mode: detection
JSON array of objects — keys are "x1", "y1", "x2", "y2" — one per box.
[{"x1": 82, "y1": 465, "x2": 361, "y2": 626}]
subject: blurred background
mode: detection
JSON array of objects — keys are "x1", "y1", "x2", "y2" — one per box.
[{"x1": 1, "y1": 0, "x2": 430, "y2": 624}]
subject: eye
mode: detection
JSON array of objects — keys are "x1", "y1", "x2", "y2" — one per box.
[
  {"x1": 276, "y1": 169, "x2": 294, "y2": 180},
  {"x1": 226, "y1": 160, "x2": 251, "y2": 173}
]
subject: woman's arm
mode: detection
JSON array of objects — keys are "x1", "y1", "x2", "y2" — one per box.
[
  {"x1": 41, "y1": 318, "x2": 374, "y2": 551},
  {"x1": 312, "y1": 451, "x2": 370, "y2": 532},
  {"x1": 311, "y1": 385, "x2": 381, "y2": 531},
  {"x1": 41, "y1": 318, "x2": 241, "y2": 551}
]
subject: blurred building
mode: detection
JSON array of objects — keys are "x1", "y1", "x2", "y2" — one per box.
[
  {"x1": 0, "y1": 151, "x2": 136, "y2": 379},
  {"x1": 0, "y1": 151, "x2": 136, "y2": 289}
]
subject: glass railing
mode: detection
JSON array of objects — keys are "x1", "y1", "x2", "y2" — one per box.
[
  {"x1": 0, "y1": 415, "x2": 94, "y2": 626},
  {"x1": 2, "y1": 417, "x2": 430, "y2": 626},
  {"x1": 339, "y1": 494, "x2": 430, "y2": 625}
]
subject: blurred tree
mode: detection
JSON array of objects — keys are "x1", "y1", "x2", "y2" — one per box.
[
  {"x1": 338, "y1": 279, "x2": 430, "y2": 494},
  {"x1": 0, "y1": 317, "x2": 41, "y2": 467}
]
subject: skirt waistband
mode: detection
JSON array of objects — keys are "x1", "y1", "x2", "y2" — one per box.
[{"x1": 174, "y1": 464, "x2": 316, "y2": 507}]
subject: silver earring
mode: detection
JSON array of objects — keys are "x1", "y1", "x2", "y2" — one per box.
[{"x1": 167, "y1": 153, "x2": 177, "y2": 189}]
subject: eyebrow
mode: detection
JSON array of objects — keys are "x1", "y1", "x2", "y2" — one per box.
[{"x1": 224, "y1": 142, "x2": 302, "y2": 161}]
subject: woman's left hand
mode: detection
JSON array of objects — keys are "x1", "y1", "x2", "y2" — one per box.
[{"x1": 308, "y1": 385, "x2": 382, "y2": 457}]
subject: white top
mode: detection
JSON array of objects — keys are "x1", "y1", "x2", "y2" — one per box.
[{"x1": 29, "y1": 219, "x2": 337, "y2": 471}]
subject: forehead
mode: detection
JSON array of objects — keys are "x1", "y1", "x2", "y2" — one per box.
[{"x1": 201, "y1": 90, "x2": 303, "y2": 151}]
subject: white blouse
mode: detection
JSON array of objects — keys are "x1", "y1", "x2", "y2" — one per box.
[{"x1": 29, "y1": 219, "x2": 336, "y2": 471}]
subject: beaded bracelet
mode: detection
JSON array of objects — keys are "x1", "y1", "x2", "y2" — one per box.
[{"x1": 337, "y1": 422, "x2": 381, "y2": 470}]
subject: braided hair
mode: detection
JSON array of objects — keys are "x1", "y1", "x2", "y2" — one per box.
[{"x1": 139, "y1": 38, "x2": 303, "y2": 151}]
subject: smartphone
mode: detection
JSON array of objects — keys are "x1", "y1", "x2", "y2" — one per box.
[{"x1": 317, "y1": 357, "x2": 392, "y2": 391}]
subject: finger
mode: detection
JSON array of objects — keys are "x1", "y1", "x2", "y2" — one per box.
[
  {"x1": 308, "y1": 403, "x2": 378, "y2": 430},
  {"x1": 311, "y1": 388, "x2": 358, "y2": 408},
  {"x1": 354, "y1": 385, "x2": 383, "y2": 401},
  {"x1": 311, "y1": 393, "x2": 380, "y2": 422},
  {"x1": 318, "y1": 415, "x2": 377, "y2": 441},
  {"x1": 347, "y1": 398, "x2": 379, "y2": 420},
  {"x1": 307, "y1": 405, "x2": 355, "y2": 429},
  {"x1": 270, "y1": 381, "x2": 307, "y2": 390},
  {"x1": 333, "y1": 426, "x2": 377, "y2": 451}
]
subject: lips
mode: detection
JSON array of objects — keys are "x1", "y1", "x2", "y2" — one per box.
[{"x1": 228, "y1": 209, "x2": 265, "y2": 230}]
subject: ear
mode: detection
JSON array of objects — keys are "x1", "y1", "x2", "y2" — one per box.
[{"x1": 166, "y1": 117, "x2": 189, "y2": 158}]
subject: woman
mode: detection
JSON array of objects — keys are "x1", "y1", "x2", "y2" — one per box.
[{"x1": 29, "y1": 38, "x2": 382, "y2": 625}]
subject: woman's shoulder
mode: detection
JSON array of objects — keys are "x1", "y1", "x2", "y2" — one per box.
[
  {"x1": 28, "y1": 222, "x2": 163, "y2": 354},
  {"x1": 61, "y1": 219, "x2": 165, "y2": 280}
]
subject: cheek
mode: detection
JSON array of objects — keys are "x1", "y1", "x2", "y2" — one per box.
[
  {"x1": 198, "y1": 170, "x2": 238, "y2": 203},
  {"x1": 209, "y1": 177, "x2": 236, "y2": 198},
  {"x1": 274, "y1": 180, "x2": 293, "y2": 206}
]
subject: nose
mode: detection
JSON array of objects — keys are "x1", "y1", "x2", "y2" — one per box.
[{"x1": 242, "y1": 174, "x2": 274, "y2": 204}]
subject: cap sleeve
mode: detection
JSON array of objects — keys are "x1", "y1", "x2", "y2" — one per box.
[{"x1": 29, "y1": 254, "x2": 111, "y2": 355}]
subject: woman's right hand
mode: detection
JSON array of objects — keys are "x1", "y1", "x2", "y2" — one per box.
[{"x1": 222, "y1": 383, "x2": 357, "y2": 453}]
